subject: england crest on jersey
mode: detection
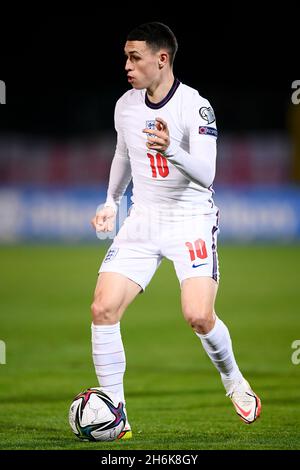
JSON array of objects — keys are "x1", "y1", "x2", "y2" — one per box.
[{"x1": 146, "y1": 120, "x2": 156, "y2": 138}]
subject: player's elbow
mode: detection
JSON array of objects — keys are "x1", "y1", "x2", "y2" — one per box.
[
  {"x1": 196, "y1": 167, "x2": 215, "y2": 188},
  {"x1": 203, "y1": 174, "x2": 215, "y2": 189},
  {"x1": 193, "y1": 151, "x2": 216, "y2": 188},
  {"x1": 201, "y1": 144, "x2": 216, "y2": 188}
]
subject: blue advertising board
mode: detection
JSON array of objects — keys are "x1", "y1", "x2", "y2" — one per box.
[{"x1": 0, "y1": 186, "x2": 300, "y2": 243}]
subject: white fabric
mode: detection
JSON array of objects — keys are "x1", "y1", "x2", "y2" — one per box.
[
  {"x1": 196, "y1": 317, "x2": 243, "y2": 390},
  {"x1": 91, "y1": 322, "x2": 126, "y2": 403},
  {"x1": 164, "y1": 139, "x2": 216, "y2": 188},
  {"x1": 105, "y1": 82, "x2": 218, "y2": 217},
  {"x1": 99, "y1": 205, "x2": 220, "y2": 290},
  {"x1": 104, "y1": 131, "x2": 132, "y2": 213}
]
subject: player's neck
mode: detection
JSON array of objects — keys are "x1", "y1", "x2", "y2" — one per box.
[{"x1": 146, "y1": 73, "x2": 175, "y2": 104}]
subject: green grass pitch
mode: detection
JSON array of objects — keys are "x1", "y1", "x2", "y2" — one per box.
[{"x1": 0, "y1": 244, "x2": 300, "y2": 450}]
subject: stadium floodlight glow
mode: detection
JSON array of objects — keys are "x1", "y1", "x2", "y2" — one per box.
[
  {"x1": 0, "y1": 80, "x2": 6, "y2": 104},
  {"x1": 291, "y1": 80, "x2": 300, "y2": 105}
]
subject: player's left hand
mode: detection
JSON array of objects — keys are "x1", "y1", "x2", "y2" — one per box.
[{"x1": 143, "y1": 117, "x2": 170, "y2": 154}]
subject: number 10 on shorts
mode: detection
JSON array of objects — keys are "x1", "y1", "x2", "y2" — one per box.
[{"x1": 185, "y1": 239, "x2": 208, "y2": 262}]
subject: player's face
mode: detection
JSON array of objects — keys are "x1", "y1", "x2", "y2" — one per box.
[{"x1": 124, "y1": 41, "x2": 161, "y2": 89}]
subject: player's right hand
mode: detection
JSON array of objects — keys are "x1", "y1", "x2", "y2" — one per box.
[{"x1": 91, "y1": 206, "x2": 116, "y2": 233}]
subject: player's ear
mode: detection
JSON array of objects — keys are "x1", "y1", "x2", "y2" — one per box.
[{"x1": 158, "y1": 51, "x2": 168, "y2": 69}]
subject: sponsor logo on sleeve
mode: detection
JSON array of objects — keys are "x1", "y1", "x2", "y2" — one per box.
[
  {"x1": 199, "y1": 106, "x2": 215, "y2": 124},
  {"x1": 199, "y1": 126, "x2": 218, "y2": 138}
]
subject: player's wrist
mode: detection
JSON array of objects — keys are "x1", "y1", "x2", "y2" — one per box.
[
  {"x1": 163, "y1": 141, "x2": 179, "y2": 157},
  {"x1": 103, "y1": 196, "x2": 118, "y2": 214},
  {"x1": 103, "y1": 204, "x2": 117, "y2": 214}
]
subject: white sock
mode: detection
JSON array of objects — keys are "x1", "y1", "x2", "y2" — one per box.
[
  {"x1": 196, "y1": 317, "x2": 243, "y2": 392},
  {"x1": 91, "y1": 322, "x2": 126, "y2": 404}
]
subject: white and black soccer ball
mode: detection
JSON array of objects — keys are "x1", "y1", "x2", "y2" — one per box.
[{"x1": 69, "y1": 388, "x2": 126, "y2": 441}]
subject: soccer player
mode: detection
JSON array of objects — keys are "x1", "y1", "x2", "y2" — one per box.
[{"x1": 91, "y1": 22, "x2": 261, "y2": 439}]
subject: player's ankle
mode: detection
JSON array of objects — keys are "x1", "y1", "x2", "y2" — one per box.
[{"x1": 221, "y1": 371, "x2": 244, "y2": 394}]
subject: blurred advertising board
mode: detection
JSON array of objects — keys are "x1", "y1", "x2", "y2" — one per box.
[{"x1": 0, "y1": 186, "x2": 300, "y2": 243}]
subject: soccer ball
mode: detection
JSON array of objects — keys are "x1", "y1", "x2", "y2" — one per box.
[{"x1": 69, "y1": 388, "x2": 126, "y2": 441}]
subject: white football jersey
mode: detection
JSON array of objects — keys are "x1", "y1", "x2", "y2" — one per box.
[{"x1": 114, "y1": 79, "x2": 218, "y2": 218}]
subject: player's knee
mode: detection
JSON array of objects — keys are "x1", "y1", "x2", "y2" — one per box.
[
  {"x1": 91, "y1": 297, "x2": 120, "y2": 324},
  {"x1": 183, "y1": 305, "x2": 215, "y2": 333}
]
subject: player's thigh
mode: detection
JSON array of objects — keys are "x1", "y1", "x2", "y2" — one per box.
[
  {"x1": 99, "y1": 206, "x2": 162, "y2": 291},
  {"x1": 181, "y1": 276, "x2": 218, "y2": 322},
  {"x1": 91, "y1": 272, "x2": 142, "y2": 324},
  {"x1": 164, "y1": 212, "x2": 220, "y2": 290}
]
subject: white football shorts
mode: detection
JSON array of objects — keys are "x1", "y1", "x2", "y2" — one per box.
[{"x1": 99, "y1": 205, "x2": 220, "y2": 291}]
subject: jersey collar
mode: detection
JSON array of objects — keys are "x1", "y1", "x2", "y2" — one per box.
[{"x1": 145, "y1": 78, "x2": 181, "y2": 109}]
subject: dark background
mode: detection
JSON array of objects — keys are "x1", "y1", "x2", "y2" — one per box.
[{"x1": 0, "y1": 7, "x2": 297, "y2": 137}]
